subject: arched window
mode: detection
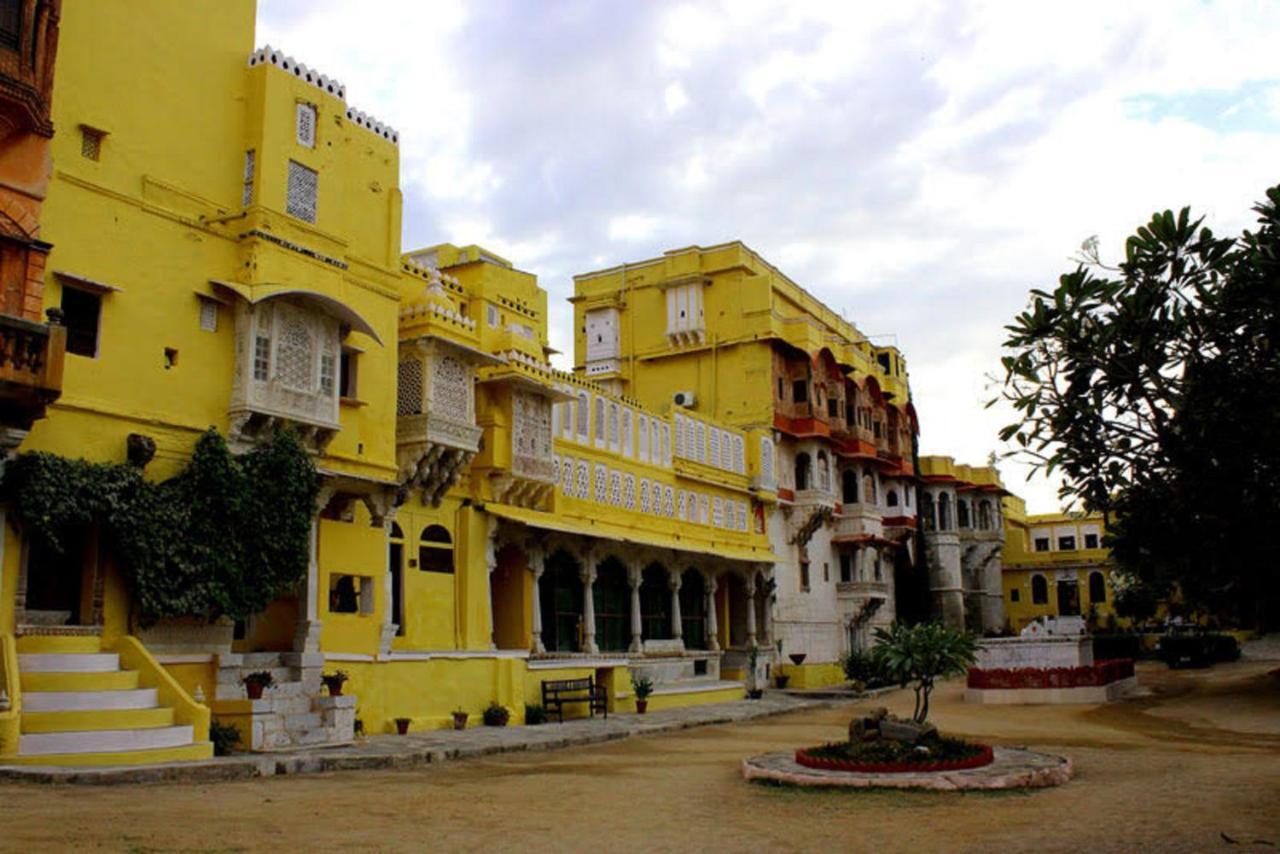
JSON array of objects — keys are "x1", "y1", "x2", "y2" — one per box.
[
  {"x1": 841, "y1": 469, "x2": 858, "y2": 504},
  {"x1": 640, "y1": 563, "x2": 672, "y2": 640},
  {"x1": 1031, "y1": 574, "x2": 1048, "y2": 604},
  {"x1": 795, "y1": 453, "x2": 811, "y2": 491},
  {"x1": 978, "y1": 500, "x2": 993, "y2": 531},
  {"x1": 920, "y1": 492, "x2": 936, "y2": 532},
  {"x1": 938, "y1": 493, "x2": 951, "y2": 530},
  {"x1": 418, "y1": 524, "x2": 454, "y2": 574},
  {"x1": 863, "y1": 469, "x2": 877, "y2": 504},
  {"x1": 886, "y1": 490, "x2": 899, "y2": 508},
  {"x1": 1089, "y1": 571, "x2": 1106, "y2": 603},
  {"x1": 817, "y1": 451, "x2": 830, "y2": 492},
  {"x1": 957, "y1": 500, "x2": 970, "y2": 529}
]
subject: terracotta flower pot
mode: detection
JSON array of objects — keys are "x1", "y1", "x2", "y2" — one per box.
[
  {"x1": 452, "y1": 713, "x2": 468, "y2": 730},
  {"x1": 245, "y1": 681, "x2": 265, "y2": 700},
  {"x1": 395, "y1": 719, "x2": 410, "y2": 735},
  {"x1": 636, "y1": 700, "x2": 648, "y2": 714},
  {"x1": 323, "y1": 680, "x2": 344, "y2": 697}
]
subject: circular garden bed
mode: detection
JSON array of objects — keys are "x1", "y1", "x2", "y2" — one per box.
[{"x1": 795, "y1": 737, "x2": 994, "y2": 774}]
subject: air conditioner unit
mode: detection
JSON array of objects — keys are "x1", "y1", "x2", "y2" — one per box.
[{"x1": 673, "y1": 390, "x2": 696, "y2": 408}]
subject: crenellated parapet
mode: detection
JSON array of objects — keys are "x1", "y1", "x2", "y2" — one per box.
[{"x1": 247, "y1": 45, "x2": 398, "y2": 144}]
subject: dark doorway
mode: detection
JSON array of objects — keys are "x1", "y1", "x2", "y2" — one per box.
[
  {"x1": 1057, "y1": 579, "x2": 1081, "y2": 616},
  {"x1": 539, "y1": 550, "x2": 583, "y2": 652}
]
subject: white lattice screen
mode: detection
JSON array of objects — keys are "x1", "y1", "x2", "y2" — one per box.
[{"x1": 286, "y1": 160, "x2": 318, "y2": 223}]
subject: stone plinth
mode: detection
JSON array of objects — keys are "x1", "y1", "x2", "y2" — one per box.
[
  {"x1": 742, "y1": 747, "x2": 1072, "y2": 790},
  {"x1": 975, "y1": 636, "x2": 1093, "y2": 670}
]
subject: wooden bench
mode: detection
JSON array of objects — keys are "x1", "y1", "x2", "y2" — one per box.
[{"x1": 541, "y1": 676, "x2": 608, "y2": 723}]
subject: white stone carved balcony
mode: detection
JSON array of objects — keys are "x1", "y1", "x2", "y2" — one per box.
[
  {"x1": 225, "y1": 290, "x2": 381, "y2": 454},
  {"x1": 396, "y1": 338, "x2": 490, "y2": 506},
  {"x1": 491, "y1": 388, "x2": 558, "y2": 509}
]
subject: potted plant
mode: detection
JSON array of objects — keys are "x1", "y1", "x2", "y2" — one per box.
[
  {"x1": 452, "y1": 708, "x2": 469, "y2": 730},
  {"x1": 631, "y1": 675, "x2": 654, "y2": 713},
  {"x1": 482, "y1": 701, "x2": 510, "y2": 727},
  {"x1": 394, "y1": 716, "x2": 411, "y2": 735},
  {"x1": 775, "y1": 672, "x2": 790, "y2": 689},
  {"x1": 242, "y1": 671, "x2": 274, "y2": 700},
  {"x1": 321, "y1": 670, "x2": 349, "y2": 697}
]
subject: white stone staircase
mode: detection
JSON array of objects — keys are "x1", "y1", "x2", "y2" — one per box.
[
  {"x1": 212, "y1": 652, "x2": 354, "y2": 751},
  {"x1": 6, "y1": 637, "x2": 212, "y2": 766}
]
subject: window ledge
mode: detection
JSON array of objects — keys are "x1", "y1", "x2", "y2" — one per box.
[{"x1": 340, "y1": 396, "x2": 367, "y2": 408}]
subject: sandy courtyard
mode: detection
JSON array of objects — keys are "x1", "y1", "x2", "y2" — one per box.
[{"x1": 2, "y1": 659, "x2": 1278, "y2": 853}]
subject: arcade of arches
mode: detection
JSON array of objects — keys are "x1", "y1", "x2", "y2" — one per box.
[{"x1": 488, "y1": 526, "x2": 773, "y2": 658}]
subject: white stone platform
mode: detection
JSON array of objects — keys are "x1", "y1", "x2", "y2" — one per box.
[
  {"x1": 965, "y1": 677, "x2": 1138, "y2": 705},
  {"x1": 742, "y1": 746, "x2": 1072, "y2": 790}
]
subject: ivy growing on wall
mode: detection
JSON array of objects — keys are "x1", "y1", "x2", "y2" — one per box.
[{"x1": 3, "y1": 429, "x2": 319, "y2": 625}]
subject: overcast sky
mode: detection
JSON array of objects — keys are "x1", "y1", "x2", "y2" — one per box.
[{"x1": 258, "y1": 1, "x2": 1280, "y2": 512}]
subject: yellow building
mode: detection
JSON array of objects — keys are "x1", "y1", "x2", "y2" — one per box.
[
  {"x1": 1000, "y1": 497, "x2": 1116, "y2": 632},
  {"x1": 0, "y1": 1, "x2": 780, "y2": 767},
  {"x1": 572, "y1": 244, "x2": 920, "y2": 687}
]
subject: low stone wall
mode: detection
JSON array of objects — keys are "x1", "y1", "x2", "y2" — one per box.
[
  {"x1": 964, "y1": 676, "x2": 1137, "y2": 705},
  {"x1": 975, "y1": 636, "x2": 1093, "y2": 670}
]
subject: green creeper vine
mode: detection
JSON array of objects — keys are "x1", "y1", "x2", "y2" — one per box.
[{"x1": 3, "y1": 429, "x2": 319, "y2": 626}]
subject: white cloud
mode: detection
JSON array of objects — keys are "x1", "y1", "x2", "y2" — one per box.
[{"x1": 258, "y1": 0, "x2": 1280, "y2": 512}]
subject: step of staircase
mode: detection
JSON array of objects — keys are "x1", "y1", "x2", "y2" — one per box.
[
  {"x1": 21, "y1": 669, "x2": 140, "y2": 692},
  {"x1": 0, "y1": 741, "x2": 213, "y2": 767},
  {"x1": 18, "y1": 653, "x2": 120, "y2": 673},
  {"x1": 22, "y1": 687, "x2": 159, "y2": 712},
  {"x1": 21, "y1": 707, "x2": 176, "y2": 733},
  {"x1": 19, "y1": 725, "x2": 195, "y2": 756},
  {"x1": 15, "y1": 635, "x2": 102, "y2": 654}
]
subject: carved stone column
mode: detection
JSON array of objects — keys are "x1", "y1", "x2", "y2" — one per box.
[
  {"x1": 580, "y1": 548, "x2": 599, "y2": 655},
  {"x1": 529, "y1": 546, "x2": 546, "y2": 654},
  {"x1": 485, "y1": 521, "x2": 499, "y2": 651},
  {"x1": 704, "y1": 571, "x2": 720, "y2": 652},
  {"x1": 669, "y1": 570, "x2": 683, "y2": 645},
  {"x1": 745, "y1": 572, "x2": 758, "y2": 649},
  {"x1": 364, "y1": 490, "x2": 400, "y2": 658},
  {"x1": 293, "y1": 483, "x2": 336, "y2": 654},
  {"x1": 627, "y1": 561, "x2": 643, "y2": 654}
]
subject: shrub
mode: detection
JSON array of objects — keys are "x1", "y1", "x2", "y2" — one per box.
[
  {"x1": 1159, "y1": 632, "x2": 1240, "y2": 668},
  {"x1": 209, "y1": 721, "x2": 241, "y2": 756},
  {"x1": 482, "y1": 701, "x2": 510, "y2": 727},
  {"x1": 841, "y1": 649, "x2": 885, "y2": 686},
  {"x1": 524, "y1": 703, "x2": 547, "y2": 725},
  {"x1": 630, "y1": 675, "x2": 655, "y2": 701}
]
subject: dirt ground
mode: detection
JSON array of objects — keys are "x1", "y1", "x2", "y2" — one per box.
[{"x1": 3, "y1": 660, "x2": 1278, "y2": 854}]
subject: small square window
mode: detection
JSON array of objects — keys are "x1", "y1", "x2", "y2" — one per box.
[
  {"x1": 253, "y1": 335, "x2": 271, "y2": 381},
  {"x1": 1058, "y1": 536, "x2": 1076, "y2": 551},
  {"x1": 198, "y1": 298, "x2": 218, "y2": 332},
  {"x1": 792, "y1": 380, "x2": 808, "y2": 404},
  {"x1": 296, "y1": 103, "x2": 317, "y2": 148},
  {"x1": 1010, "y1": 589, "x2": 1020, "y2": 602},
  {"x1": 1084, "y1": 533, "x2": 1099, "y2": 549},
  {"x1": 80, "y1": 127, "x2": 105, "y2": 161},
  {"x1": 286, "y1": 160, "x2": 318, "y2": 223},
  {"x1": 339, "y1": 349, "x2": 359, "y2": 399},
  {"x1": 1034, "y1": 537, "x2": 1050, "y2": 553},
  {"x1": 319, "y1": 352, "x2": 336, "y2": 397},
  {"x1": 242, "y1": 149, "x2": 256, "y2": 207},
  {"x1": 62, "y1": 286, "x2": 101, "y2": 357}
]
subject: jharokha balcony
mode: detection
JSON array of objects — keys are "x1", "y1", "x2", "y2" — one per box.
[{"x1": 0, "y1": 309, "x2": 65, "y2": 439}]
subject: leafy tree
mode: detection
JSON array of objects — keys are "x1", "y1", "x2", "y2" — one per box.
[
  {"x1": 871, "y1": 622, "x2": 977, "y2": 724},
  {"x1": 996, "y1": 185, "x2": 1280, "y2": 628}
]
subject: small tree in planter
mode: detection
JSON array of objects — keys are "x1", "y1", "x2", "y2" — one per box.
[
  {"x1": 242, "y1": 671, "x2": 274, "y2": 700},
  {"x1": 321, "y1": 670, "x2": 349, "y2": 697},
  {"x1": 870, "y1": 622, "x2": 977, "y2": 725},
  {"x1": 631, "y1": 675, "x2": 654, "y2": 713},
  {"x1": 746, "y1": 646, "x2": 764, "y2": 699}
]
